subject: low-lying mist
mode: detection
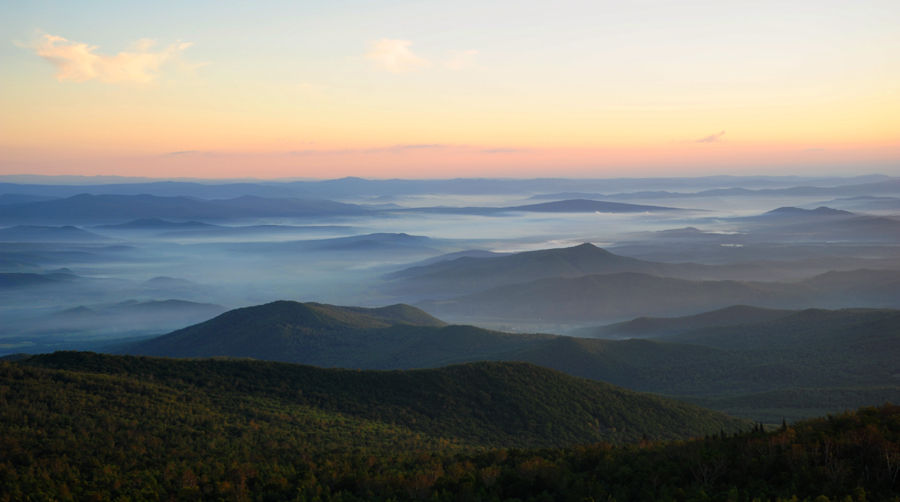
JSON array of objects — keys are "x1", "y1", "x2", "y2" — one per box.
[{"x1": 2, "y1": 176, "x2": 900, "y2": 352}]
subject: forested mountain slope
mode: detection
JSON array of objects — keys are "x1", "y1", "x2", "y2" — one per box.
[
  {"x1": 14, "y1": 352, "x2": 749, "y2": 447},
  {"x1": 570, "y1": 305, "x2": 795, "y2": 338},
  {"x1": 121, "y1": 300, "x2": 551, "y2": 368},
  {"x1": 3, "y1": 353, "x2": 900, "y2": 501},
  {"x1": 120, "y1": 302, "x2": 900, "y2": 422}
]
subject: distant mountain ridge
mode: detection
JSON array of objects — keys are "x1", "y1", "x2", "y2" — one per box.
[
  {"x1": 1, "y1": 174, "x2": 894, "y2": 199},
  {"x1": 764, "y1": 206, "x2": 855, "y2": 217},
  {"x1": 389, "y1": 199, "x2": 685, "y2": 215},
  {"x1": 0, "y1": 194, "x2": 370, "y2": 224},
  {"x1": 570, "y1": 305, "x2": 796, "y2": 338},
  {"x1": 0, "y1": 225, "x2": 111, "y2": 242},
  {"x1": 382, "y1": 242, "x2": 896, "y2": 298},
  {"x1": 117, "y1": 300, "x2": 900, "y2": 422},
  {"x1": 119, "y1": 300, "x2": 547, "y2": 369},
  {"x1": 382, "y1": 243, "x2": 702, "y2": 296},
  {"x1": 95, "y1": 218, "x2": 216, "y2": 229},
  {"x1": 0, "y1": 272, "x2": 80, "y2": 288},
  {"x1": 418, "y1": 268, "x2": 900, "y2": 322},
  {"x1": 18, "y1": 352, "x2": 751, "y2": 447},
  {"x1": 1, "y1": 298, "x2": 228, "y2": 339}
]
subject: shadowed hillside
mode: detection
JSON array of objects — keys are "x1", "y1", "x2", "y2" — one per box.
[
  {"x1": 419, "y1": 269, "x2": 900, "y2": 322},
  {"x1": 16, "y1": 352, "x2": 750, "y2": 447},
  {"x1": 382, "y1": 243, "x2": 697, "y2": 296},
  {"x1": 570, "y1": 305, "x2": 796, "y2": 338},
  {"x1": 121, "y1": 300, "x2": 552, "y2": 368},
  {"x1": 5, "y1": 353, "x2": 900, "y2": 501},
  {"x1": 119, "y1": 301, "x2": 900, "y2": 422}
]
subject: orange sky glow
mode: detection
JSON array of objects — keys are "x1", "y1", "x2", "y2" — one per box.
[{"x1": 2, "y1": 0, "x2": 898, "y2": 179}]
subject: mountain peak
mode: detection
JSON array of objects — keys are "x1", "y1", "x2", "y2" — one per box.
[
  {"x1": 122, "y1": 300, "x2": 448, "y2": 362},
  {"x1": 766, "y1": 206, "x2": 853, "y2": 216}
]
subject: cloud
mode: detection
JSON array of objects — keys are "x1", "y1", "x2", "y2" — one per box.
[
  {"x1": 444, "y1": 50, "x2": 479, "y2": 70},
  {"x1": 16, "y1": 32, "x2": 193, "y2": 84},
  {"x1": 168, "y1": 150, "x2": 200, "y2": 156},
  {"x1": 382, "y1": 144, "x2": 446, "y2": 153},
  {"x1": 695, "y1": 131, "x2": 726, "y2": 143},
  {"x1": 481, "y1": 148, "x2": 526, "y2": 154},
  {"x1": 290, "y1": 144, "x2": 453, "y2": 155},
  {"x1": 365, "y1": 39, "x2": 431, "y2": 73}
]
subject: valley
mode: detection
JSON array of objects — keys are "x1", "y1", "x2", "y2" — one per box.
[{"x1": 3, "y1": 174, "x2": 900, "y2": 500}]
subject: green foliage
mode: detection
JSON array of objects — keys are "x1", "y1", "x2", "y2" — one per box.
[
  {"x1": 3, "y1": 354, "x2": 900, "y2": 501},
  {"x1": 572, "y1": 305, "x2": 795, "y2": 339},
  {"x1": 682, "y1": 386, "x2": 900, "y2": 423},
  {"x1": 19, "y1": 352, "x2": 749, "y2": 447},
  {"x1": 119, "y1": 301, "x2": 900, "y2": 423},
  {"x1": 120, "y1": 300, "x2": 553, "y2": 369}
]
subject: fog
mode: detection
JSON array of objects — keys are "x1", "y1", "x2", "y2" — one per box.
[{"x1": 2, "y1": 175, "x2": 900, "y2": 353}]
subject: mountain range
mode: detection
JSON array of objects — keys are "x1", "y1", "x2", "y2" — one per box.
[
  {"x1": 1, "y1": 174, "x2": 895, "y2": 199},
  {"x1": 16, "y1": 352, "x2": 750, "y2": 447},
  {"x1": 390, "y1": 199, "x2": 684, "y2": 215},
  {"x1": 0, "y1": 225, "x2": 111, "y2": 242},
  {"x1": 569, "y1": 305, "x2": 795, "y2": 338},
  {"x1": 417, "y1": 268, "x2": 900, "y2": 322},
  {"x1": 382, "y1": 242, "x2": 900, "y2": 300},
  {"x1": 0, "y1": 194, "x2": 370, "y2": 224},
  {"x1": 117, "y1": 300, "x2": 900, "y2": 421}
]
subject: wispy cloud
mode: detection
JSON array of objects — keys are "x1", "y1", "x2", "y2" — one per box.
[
  {"x1": 16, "y1": 32, "x2": 194, "y2": 84},
  {"x1": 383, "y1": 144, "x2": 446, "y2": 152},
  {"x1": 444, "y1": 50, "x2": 479, "y2": 70},
  {"x1": 695, "y1": 131, "x2": 726, "y2": 143},
  {"x1": 481, "y1": 148, "x2": 526, "y2": 154},
  {"x1": 168, "y1": 150, "x2": 200, "y2": 156},
  {"x1": 291, "y1": 144, "x2": 452, "y2": 155},
  {"x1": 365, "y1": 39, "x2": 431, "y2": 73}
]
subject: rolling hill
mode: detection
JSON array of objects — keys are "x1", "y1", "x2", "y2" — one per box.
[
  {"x1": 385, "y1": 199, "x2": 685, "y2": 216},
  {"x1": 418, "y1": 268, "x2": 900, "y2": 322},
  {"x1": 4, "y1": 352, "x2": 898, "y2": 501},
  {"x1": 570, "y1": 305, "x2": 796, "y2": 338},
  {"x1": 417, "y1": 272, "x2": 807, "y2": 322},
  {"x1": 0, "y1": 225, "x2": 111, "y2": 242},
  {"x1": 118, "y1": 300, "x2": 900, "y2": 422},
  {"x1": 0, "y1": 271, "x2": 81, "y2": 288},
  {"x1": 120, "y1": 300, "x2": 553, "y2": 369},
  {"x1": 0, "y1": 193, "x2": 370, "y2": 224},
  {"x1": 381, "y1": 242, "x2": 900, "y2": 298},
  {"x1": 94, "y1": 218, "x2": 217, "y2": 230},
  {"x1": 510, "y1": 199, "x2": 682, "y2": 213},
  {"x1": 1, "y1": 299, "x2": 228, "y2": 340},
  {"x1": 15, "y1": 352, "x2": 750, "y2": 447},
  {"x1": 382, "y1": 243, "x2": 701, "y2": 296}
]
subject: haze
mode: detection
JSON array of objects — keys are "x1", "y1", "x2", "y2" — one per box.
[{"x1": 3, "y1": 0, "x2": 900, "y2": 421}]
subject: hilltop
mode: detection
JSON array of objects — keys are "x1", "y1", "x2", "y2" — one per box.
[
  {"x1": 381, "y1": 242, "x2": 898, "y2": 298},
  {"x1": 15, "y1": 352, "x2": 749, "y2": 447},
  {"x1": 119, "y1": 300, "x2": 900, "y2": 422},
  {"x1": 570, "y1": 305, "x2": 796, "y2": 338},
  {"x1": 120, "y1": 300, "x2": 551, "y2": 369},
  {"x1": 0, "y1": 225, "x2": 111, "y2": 242},
  {"x1": 0, "y1": 193, "x2": 369, "y2": 224},
  {"x1": 419, "y1": 268, "x2": 900, "y2": 322},
  {"x1": 382, "y1": 243, "x2": 690, "y2": 296},
  {"x1": 4, "y1": 353, "x2": 900, "y2": 501},
  {"x1": 417, "y1": 271, "x2": 804, "y2": 322}
]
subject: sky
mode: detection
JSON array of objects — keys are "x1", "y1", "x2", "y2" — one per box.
[{"x1": 1, "y1": 0, "x2": 899, "y2": 179}]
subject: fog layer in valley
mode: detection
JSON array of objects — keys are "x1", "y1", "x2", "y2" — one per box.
[{"x1": 2, "y1": 174, "x2": 900, "y2": 352}]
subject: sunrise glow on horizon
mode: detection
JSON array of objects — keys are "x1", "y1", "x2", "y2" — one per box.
[{"x1": 2, "y1": 0, "x2": 899, "y2": 179}]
